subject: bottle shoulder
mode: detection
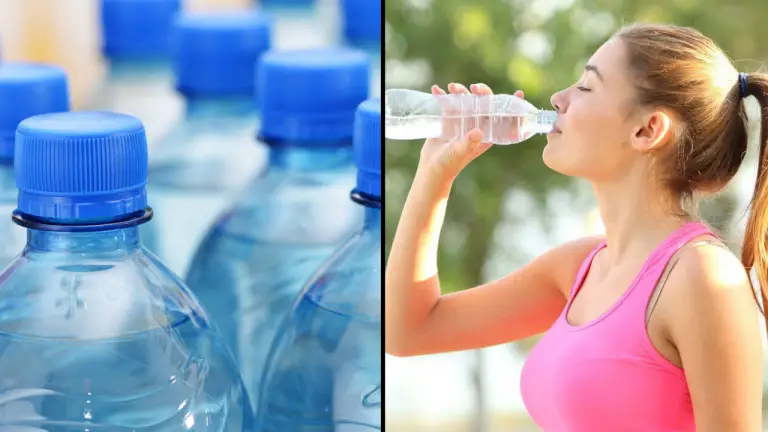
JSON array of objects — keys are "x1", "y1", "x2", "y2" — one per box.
[
  {"x1": 206, "y1": 168, "x2": 361, "y2": 245},
  {"x1": 0, "y1": 248, "x2": 208, "y2": 339},
  {"x1": 299, "y1": 227, "x2": 381, "y2": 321}
]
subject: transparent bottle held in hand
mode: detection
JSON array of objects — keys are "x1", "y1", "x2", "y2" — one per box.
[{"x1": 384, "y1": 88, "x2": 557, "y2": 145}]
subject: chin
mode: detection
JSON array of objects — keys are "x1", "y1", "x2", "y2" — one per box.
[
  {"x1": 542, "y1": 139, "x2": 580, "y2": 177},
  {"x1": 542, "y1": 139, "x2": 564, "y2": 171}
]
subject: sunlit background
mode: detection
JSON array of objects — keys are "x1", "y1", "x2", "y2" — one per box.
[
  {"x1": 0, "y1": 0, "x2": 350, "y2": 108},
  {"x1": 0, "y1": 0, "x2": 270, "y2": 109},
  {"x1": 384, "y1": 0, "x2": 768, "y2": 430}
]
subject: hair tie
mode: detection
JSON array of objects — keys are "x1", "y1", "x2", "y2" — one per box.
[{"x1": 739, "y1": 72, "x2": 749, "y2": 99}]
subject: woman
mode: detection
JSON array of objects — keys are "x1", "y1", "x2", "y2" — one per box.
[{"x1": 385, "y1": 23, "x2": 767, "y2": 431}]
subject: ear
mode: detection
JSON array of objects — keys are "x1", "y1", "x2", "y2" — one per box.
[{"x1": 630, "y1": 110, "x2": 673, "y2": 152}]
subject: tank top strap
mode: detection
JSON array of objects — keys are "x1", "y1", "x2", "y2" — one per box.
[
  {"x1": 566, "y1": 239, "x2": 608, "y2": 304},
  {"x1": 626, "y1": 221, "x2": 716, "y2": 309}
]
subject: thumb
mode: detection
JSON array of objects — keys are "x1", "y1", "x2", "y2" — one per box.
[{"x1": 453, "y1": 128, "x2": 484, "y2": 159}]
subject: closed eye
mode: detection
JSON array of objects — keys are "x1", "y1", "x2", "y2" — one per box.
[{"x1": 577, "y1": 86, "x2": 591, "y2": 92}]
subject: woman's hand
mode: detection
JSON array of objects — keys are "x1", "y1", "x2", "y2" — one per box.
[{"x1": 417, "y1": 82, "x2": 525, "y2": 182}]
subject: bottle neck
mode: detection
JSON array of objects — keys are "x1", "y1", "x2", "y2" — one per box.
[
  {"x1": 268, "y1": 145, "x2": 354, "y2": 172},
  {"x1": 534, "y1": 110, "x2": 557, "y2": 135},
  {"x1": 261, "y1": 2, "x2": 316, "y2": 16},
  {"x1": 362, "y1": 205, "x2": 381, "y2": 231},
  {"x1": 0, "y1": 164, "x2": 13, "y2": 191},
  {"x1": 185, "y1": 96, "x2": 255, "y2": 119},
  {"x1": 106, "y1": 58, "x2": 172, "y2": 81},
  {"x1": 27, "y1": 226, "x2": 140, "y2": 253}
]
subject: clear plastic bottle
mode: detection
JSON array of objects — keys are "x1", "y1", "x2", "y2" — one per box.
[
  {"x1": 0, "y1": 111, "x2": 253, "y2": 430},
  {"x1": 185, "y1": 48, "x2": 370, "y2": 411},
  {"x1": 257, "y1": 97, "x2": 382, "y2": 431},
  {"x1": 92, "y1": 0, "x2": 184, "y2": 154},
  {"x1": 0, "y1": 63, "x2": 70, "y2": 271},
  {"x1": 146, "y1": 11, "x2": 272, "y2": 277},
  {"x1": 385, "y1": 88, "x2": 557, "y2": 145},
  {"x1": 258, "y1": 0, "x2": 336, "y2": 50},
  {"x1": 340, "y1": 0, "x2": 381, "y2": 97}
]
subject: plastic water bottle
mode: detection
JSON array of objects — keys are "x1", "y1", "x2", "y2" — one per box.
[
  {"x1": 385, "y1": 88, "x2": 557, "y2": 144},
  {"x1": 258, "y1": 0, "x2": 336, "y2": 50},
  {"x1": 186, "y1": 48, "x2": 370, "y2": 411},
  {"x1": 0, "y1": 63, "x2": 70, "y2": 270},
  {"x1": 340, "y1": 0, "x2": 381, "y2": 97},
  {"x1": 93, "y1": 0, "x2": 184, "y2": 153},
  {"x1": 0, "y1": 111, "x2": 253, "y2": 430},
  {"x1": 257, "y1": 97, "x2": 382, "y2": 431},
  {"x1": 146, "y1": 11, "x2": 271, "y2": 276}
]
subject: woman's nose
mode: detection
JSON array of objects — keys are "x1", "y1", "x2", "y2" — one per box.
[{"x1": 550, "y1": 90, "x2": 567, "y2": 113}]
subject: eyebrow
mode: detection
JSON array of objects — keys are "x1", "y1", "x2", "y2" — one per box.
[{"x1": 585, "y1": 64, "x2": 604, "y2": 81}]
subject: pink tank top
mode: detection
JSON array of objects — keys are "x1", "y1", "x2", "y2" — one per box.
[{"x1": 520, "y1": 222, "x2": 713, "y2": 431}]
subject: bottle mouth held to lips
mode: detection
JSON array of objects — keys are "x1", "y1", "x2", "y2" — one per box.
[{"x1": 384, "y1": 88, "x2": 557, "y2": 145}]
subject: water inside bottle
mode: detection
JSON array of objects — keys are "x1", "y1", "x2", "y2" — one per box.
[
  {"x1": 384, "y1": 115, "x2": 443, "y2": 140},
  {"x1": 187, "y1": 230, "x2": 340, "y2": 408},
  {"x1": 385, "y1": 112, "x2": 542, "y2": 145},
  {"x1": 0, "y1": 167, "x2": 23, "y2": 269},
  {"x1": 257, "y1": 296, "x2": 381, "y2": 431},
  {"x1": 0, "y1": 316, "x2": 251, "y2": 430}
]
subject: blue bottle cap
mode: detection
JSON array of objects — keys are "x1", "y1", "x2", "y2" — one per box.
[
  {"x1": 173, "y1": 11, "x2": 272, "y2": 98},
  {"x1": 15, "y1": 112, "x2": 149, "y2": 221},
  {"x1": 258, "y1": 48, "x2": 369, "y2": 144},
  {"x1": 341, "y1": 0, "x2": 381, "y2": 48},
  {"x1": 100, "y1": 0, "x2": 182, "y2": 60},
  {"x1": 354, "y1": 98, "x2": 380, "y2": 198},
  {"x1": 0, "y1": 63, "x2": 70, "y2": 164}
]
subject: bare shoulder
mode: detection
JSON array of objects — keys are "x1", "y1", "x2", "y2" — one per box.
[
  {"x1": 533, "y1": 235, "x2": 605, "y2": 298},
  {"x1": 669, "y1": 240, "x2": 753, "y2": 304},
  {"x1": 662, "y1": 239, "x2": 759, "y2": 339},
  {"x1": 660, "y1": 238, "x2": 763, "y2": 428}
]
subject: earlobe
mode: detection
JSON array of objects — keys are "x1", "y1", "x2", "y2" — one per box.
[{"x1": 632, "y1": 111, "x2": 673, "y2": 152}]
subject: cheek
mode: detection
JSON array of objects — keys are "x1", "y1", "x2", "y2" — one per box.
[
  {"x1": 566, "y1": 97, "x2": 606, "y2": 138},
  {"x1": 543, "y1": 100, "x2": 630, "y2": 178}
]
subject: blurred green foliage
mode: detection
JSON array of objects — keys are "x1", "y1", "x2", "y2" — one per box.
[{"x1": 384, "y1": 0, "x2": 768, "y2": 292}]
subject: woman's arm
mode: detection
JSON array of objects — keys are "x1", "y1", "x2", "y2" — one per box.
[
  {"x1": 385, "y1": 81, "x2": 602, "y2": 357},
  {"x1": 664, "y1": 245, "x2": 762, "y2": 431},
  {"x1": 384, "y1": 158, "x2": 602, "y2": 356}
]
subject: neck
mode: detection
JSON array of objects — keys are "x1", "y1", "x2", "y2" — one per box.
[
  {"x1": 185, "y1": 96, "x2": 254, "y2": 118},
  {"x1": 592, "y1": 170, "x2": 691, "y2": 265},
  {"x1": 27, "y1": 226, "x2": 140, "y2": 253},
  {"x1": 268, "y1": 145, "x2": 353, "y2": 172}
]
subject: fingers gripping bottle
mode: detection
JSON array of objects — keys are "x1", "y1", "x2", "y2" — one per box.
[{"x1": 0, "y1": 112, "x2": 254, "y2": 431}]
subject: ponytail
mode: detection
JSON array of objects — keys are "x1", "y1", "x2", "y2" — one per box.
[{"x1": 739, "y1": 73, "x2": 768, "y2": 320}]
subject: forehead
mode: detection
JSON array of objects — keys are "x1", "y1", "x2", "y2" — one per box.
[{"x1": 587, "y1": 38, "x2": 629, "y2": 82}]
